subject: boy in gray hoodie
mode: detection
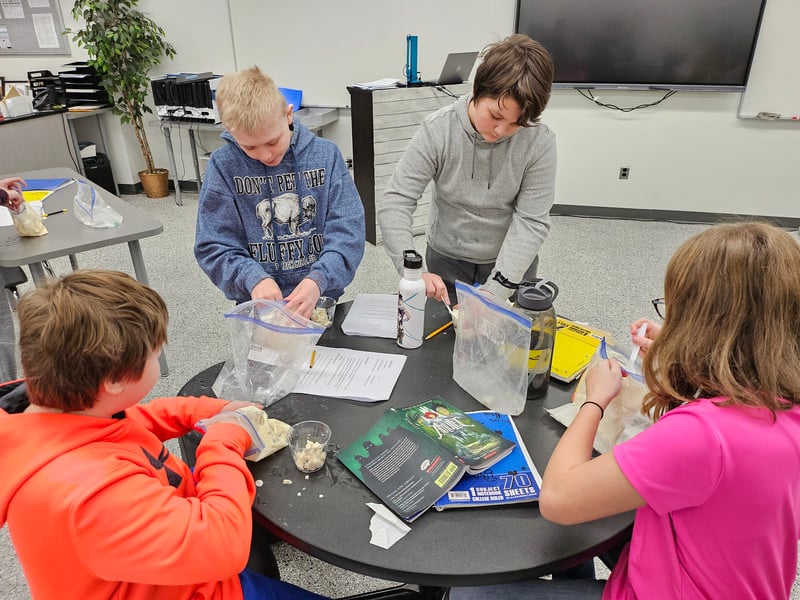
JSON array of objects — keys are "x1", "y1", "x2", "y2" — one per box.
[
  {"x1": 195, "y1": 67, "x2": 365, "y2": 318},
  {"x1": 377, "y1": 34, "x2": 556, "y2": 304}
]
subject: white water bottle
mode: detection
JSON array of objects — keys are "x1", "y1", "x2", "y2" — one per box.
[{"x1": 397, "y1": 250, "x2": 426, "y2": 349}]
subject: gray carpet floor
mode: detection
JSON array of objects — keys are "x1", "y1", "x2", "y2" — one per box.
[{"x1": 2, "y1": 190, "x2": 799, "y2": 598}]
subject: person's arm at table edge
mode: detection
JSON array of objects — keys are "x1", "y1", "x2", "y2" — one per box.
[
  {"x1": 482, "y1": 133, "x2": 556, "y2": 298},
  {"x1": 304, "y1": 151, "x2": 365, "y2": 295},
  {"x1": 194, "y1": 161, "x2": 268, "y2": 302},
  {"x1": 539, "y1": 359, "x2": 645, "y2": 525}
]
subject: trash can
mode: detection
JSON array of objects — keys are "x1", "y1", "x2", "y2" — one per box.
[{"x1": 82, "y1": 152, "x2": 115, "y2": 193}]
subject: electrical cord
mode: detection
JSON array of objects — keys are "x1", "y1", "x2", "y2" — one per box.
[
  {"x1": 434, "y1": 85, "x2": 459, "y2": 99},
  {"x1": 576, "y1": 88, "x2": 677, "y2": 112},
  {"x1": 61, "y1": 115, "x2": 82, "y2": 172}
]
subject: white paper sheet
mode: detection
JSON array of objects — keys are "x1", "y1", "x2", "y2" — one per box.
[
  {"x1": 0, "y1": 207, "x2": 13, "y2": 227},
  {"x1": 292, "y1": 346, "x2": 406, "y2": 402},
  {"x1": 341, "y1": 293, "x2": 398, "y2": 338},
  {"x1": 352, "y1": 78, "x2": 401, "y2": 90}
]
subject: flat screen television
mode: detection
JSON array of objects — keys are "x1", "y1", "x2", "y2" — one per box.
[{"x1": 515, "y1": 0, "x2": 767, "y2": 92}]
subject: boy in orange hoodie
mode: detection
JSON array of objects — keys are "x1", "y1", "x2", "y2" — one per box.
[{"x1": 0, "y1": 270, "x2": 327, "y2": 600}]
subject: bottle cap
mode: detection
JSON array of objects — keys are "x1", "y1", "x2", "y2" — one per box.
[
  {"x1": 402, "y1": 250, "x2": 423, "y2": 269},
  {"x1": 515, "y1": 279, "x2": 558, "y2": 311}
]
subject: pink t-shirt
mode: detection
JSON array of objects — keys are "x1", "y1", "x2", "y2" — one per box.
[{"x1": 604, "y1": 398, "x2": 800, "y2": 600}]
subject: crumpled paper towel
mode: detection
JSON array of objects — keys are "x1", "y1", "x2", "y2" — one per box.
[{"x1": 366, "y1": 502, "x2": 411, "y2": 549}]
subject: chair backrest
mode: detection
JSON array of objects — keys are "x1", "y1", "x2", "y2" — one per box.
[{"x1": 0, "y1": 266, "x2": 27, "y2": 290}]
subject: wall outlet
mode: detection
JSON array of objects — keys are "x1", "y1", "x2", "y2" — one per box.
[{"x1": 619, "y1": 166, "x2": 631, "y2": 180}]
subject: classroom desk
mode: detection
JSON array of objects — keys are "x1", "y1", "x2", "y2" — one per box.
[
  {"x1": 0, "y1": 167, "x2": 169, "y2": 376},
  {"x1": 178, "y1": 301, "x2": 633, "y2": 595}
]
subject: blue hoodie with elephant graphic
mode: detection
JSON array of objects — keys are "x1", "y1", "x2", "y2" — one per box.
[{"x1": 195, "y1": 122, "x2": 365, "y2": 303}]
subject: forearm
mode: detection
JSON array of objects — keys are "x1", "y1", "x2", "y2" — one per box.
[
  {"x1": 126, "y1": 396, "x2": 231, "y2": 440},
  {"x1": 545, "y1": 402, "x2": 602, "y2": 480},
  {"x1": 308, "y1": 174, "x2": 365, "y2": 292},
  {"x1": 484, "y1": 213, "x2": 551, "y2": 297}
]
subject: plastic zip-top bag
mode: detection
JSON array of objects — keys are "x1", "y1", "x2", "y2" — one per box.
[
  {"x1": 212, "y1": 300, "x2": 325, "y2": 407},
  {"x1": 73, "y1": 180, "x2": 123, "y2": 228},
  {"x1": 452, "y1": 280, "x2": 532, "y2": 415}
]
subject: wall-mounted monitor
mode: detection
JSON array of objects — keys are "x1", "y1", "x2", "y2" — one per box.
[{"x1": 515, "y1": 0, "x2": 767, "y2": 92}]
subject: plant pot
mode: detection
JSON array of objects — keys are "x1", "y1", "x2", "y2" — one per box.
[{"x1": 138, "y1": 169, "x2": 170, "y2": 198}]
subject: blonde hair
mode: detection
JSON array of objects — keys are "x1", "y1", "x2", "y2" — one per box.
[
  {"x1": 18, "y1": 270, "x2": 168, "y2": 412},
  {"x1": 216, "y1": 66, "x2": 287, "y2": 134},
  {"x1": 643, "y1": 222, "x2": 800, "y2": 419}
]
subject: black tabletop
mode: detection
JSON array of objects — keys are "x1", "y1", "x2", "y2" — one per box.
[{"x1": 180, "y1": 301, "x2": 633, "y2": 587}]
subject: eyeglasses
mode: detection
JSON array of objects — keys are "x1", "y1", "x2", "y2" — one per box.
[{"x1": 651, "y1": 297, "x2": 666, "y2": 319}]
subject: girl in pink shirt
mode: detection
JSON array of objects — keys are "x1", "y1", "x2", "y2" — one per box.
[{"x1": 451, "y1": 222, "x2": 800, "y2": 599}]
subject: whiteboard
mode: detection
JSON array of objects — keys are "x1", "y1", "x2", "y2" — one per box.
[
  {"x1": 738, "y1": 0, "x2": 800, "y2": 120},
  {"x1": 227, "y1": 0, "x2": 515, "y2": 107}
]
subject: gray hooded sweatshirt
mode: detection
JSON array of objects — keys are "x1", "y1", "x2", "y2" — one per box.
[{"x1": 377, "y1": 93, "x2": 556, "y2": 298}]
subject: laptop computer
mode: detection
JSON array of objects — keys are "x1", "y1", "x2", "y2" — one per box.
[{"x1": 429, "y1": 51, "x2": 479, "y2": 85}]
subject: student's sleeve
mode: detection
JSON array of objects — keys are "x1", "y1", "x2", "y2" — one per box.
[
  {"x1": 377, "y1": 121, "x2": 439, "y2": 274},
  {"x1": 612, "y1": 409, "x2": 723, "y2": 514},
  {"x1": 482, "y1": 131, "x2": 557, "y2": 298},
  {"x1": 69, "y1": 422, "x2": 255, "y2": 584},
  {"x1": 125, "y1": 395, "x2": 230, "y2": 441},
  {"x1": 194, "y1": 158, "x2": 269, "y2": 301},
  {"x1": 305, "y1": 150, "x2": 365, "y2": 294}
]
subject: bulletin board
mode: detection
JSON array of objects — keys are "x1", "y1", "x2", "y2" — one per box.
[{"x1": 0, "y1": 0, "x2": 70, "y2": 56}]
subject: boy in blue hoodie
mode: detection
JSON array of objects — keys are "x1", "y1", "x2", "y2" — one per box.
[{"x1": 195, "y1": 66, "x2": 365, "y2": 318}]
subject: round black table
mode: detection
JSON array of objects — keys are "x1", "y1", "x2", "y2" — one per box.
[{"x1": 179, "y1": 301, "x2": 633, "y2": 588}]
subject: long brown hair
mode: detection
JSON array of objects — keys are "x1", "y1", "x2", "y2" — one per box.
[
  {"x1": 18, "y1": 270, "x2": 168, "y2": 412},
  {"x1": 643, "y1": 222, "x2": 800, "y2": 419},
  {"x1": 472, "y1": 33, "x2": 553, "y2": 125}
]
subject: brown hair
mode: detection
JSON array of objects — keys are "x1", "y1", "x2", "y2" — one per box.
[
  {"x1": 643, "y1": 222, "x2": 800, "y2": 419},
  {"x1": 18, "y1": 270, "x2": 168, "y2": 412},
  {"x1": 472, "y1": 33, "x2": 554, "y2": 125},
  {"x1": 216, "y1": 66, "x2": 287, "y2": 134}
]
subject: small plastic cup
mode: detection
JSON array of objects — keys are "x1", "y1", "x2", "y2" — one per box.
[
  {"x1": 312, "y1": 296, "x2": 336, "y2": 328},
  {"x1": 288, "y1": 420, "x2": 331, "y2": 473}
]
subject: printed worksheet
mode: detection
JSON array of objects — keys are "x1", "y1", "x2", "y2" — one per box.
[{"x1": 292, "y1": 346, "x2": 406, "y2": 402}]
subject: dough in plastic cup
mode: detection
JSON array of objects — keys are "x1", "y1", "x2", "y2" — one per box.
[{"x1": 288, "y1": 420, "x2": 331, "y2": 473}]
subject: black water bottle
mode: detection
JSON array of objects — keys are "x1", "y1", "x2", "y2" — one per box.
[{"x1": 513, "y1": 279, "x2": 558, "y2": 399}]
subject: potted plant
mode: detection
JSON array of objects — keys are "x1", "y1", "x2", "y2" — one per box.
[{"x1": 69, "y1": 0, "x2": 176, "y2": 198}]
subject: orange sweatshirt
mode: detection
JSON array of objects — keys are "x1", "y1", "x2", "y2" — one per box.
[{"x1": 0, "y1": 395, "x2": 255, "y2": 600}]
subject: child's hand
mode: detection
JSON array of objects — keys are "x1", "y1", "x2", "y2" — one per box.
[
  {"x1": 422, "y1": 272, "x2": 450, "y2": 305},
  {"x1": 584, "y1": 359, "x2": 622, "y2": 410},
  {"x1": 0, "y1": 177, "x2": 25, "y2": 213},
  {"x1": 251, "y1": 277, "x2": 282, "y2": 302},
  {"x1": 220, "y1": 400, "x2": 262, "y2": 413},
  {"x1": 284, "y1": 278, "x2": 321, "y2": 319},
  {"x1": 630, "y1": 318, "x2": 661, "y2": 357}
]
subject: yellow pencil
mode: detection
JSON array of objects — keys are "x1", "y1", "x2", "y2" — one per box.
[
  {"x1": 309, "y1": 350, "x2": 317, "y2": 368},
  {"x1": 425, "y1": 321, "x2": 453, "y2": 340}
]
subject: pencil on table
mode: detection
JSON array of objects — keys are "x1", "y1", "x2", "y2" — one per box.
[
  {"x1": 309, "y1": 350, "x2": 316, "y2": 369},
  {"x1": 425, "y1": 321, "x2": 453, "y2": 340}
]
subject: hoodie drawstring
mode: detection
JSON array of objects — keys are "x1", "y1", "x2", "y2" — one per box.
[
  {"x1": 469, "y1": 134, "x2": 494, "y2": 190},
  {"x1": 488, "y1": 146, "x2": 493, "y2": 190},
  {"x1": 471, "y1": 136, "x2": 477, "y2": 180}
]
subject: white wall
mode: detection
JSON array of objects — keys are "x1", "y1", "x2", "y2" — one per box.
[{"x1": 2, "y1": 0, "x2": 798, "y2": 219}]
